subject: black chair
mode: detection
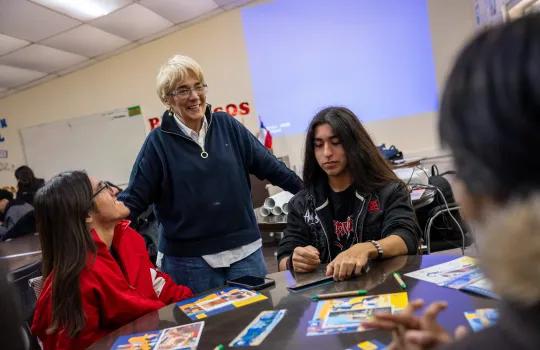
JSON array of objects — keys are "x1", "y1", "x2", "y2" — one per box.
[
  {"x1": 2, "y1": 210, "x2": 36, "y2": 241},
  {"x1": 422, "y1": 203, "x2": 473, "y2": 254},
  {"x1": 10, "y1": 260, "x2": 43, "y2": 350},
  {"x1": 11, "y1": 260, "x2": 42, "y2": 321}
]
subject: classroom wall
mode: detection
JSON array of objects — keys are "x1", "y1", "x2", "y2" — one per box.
[{"x1": 0, "y1": 0, "x2": 476, "y2": 185}]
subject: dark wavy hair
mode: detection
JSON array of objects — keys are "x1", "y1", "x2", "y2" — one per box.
[
  {"x1": 34, "y1": 171, "x2": 96, "y2": 337},
  {"x1": 439, "y1": 13, "x2": 540, "y2": 202},
  {"x1": 303, "y1": 106, "x2": 399, "y2": 192},
  {"x1": 15, "y1": 166, "x2": 38, "y2": 186}
]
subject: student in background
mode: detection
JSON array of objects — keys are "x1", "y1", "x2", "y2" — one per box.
[
  {"x1": 15, "y1": 165, "x2": 44, "y2": 205},
  {"x1": 119, "y1": 55, "x2": 302, "y2": 293},
  {"x1": 0, "y1": 188, "x2": 33, "y2": 241},
  {"x1": 277, "y1": 107, "x2": 419, "y2": 281},
  {"x1": 31, "y1": 171, "x2": 192, "y2": 350},
  {"x1": 363, "y1": 14, "x2": 540, "y2": 350}
]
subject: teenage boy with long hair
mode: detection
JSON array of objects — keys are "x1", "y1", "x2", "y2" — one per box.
[{"x1": 277, "y1": 107, "x2": 419, "y2": 280}]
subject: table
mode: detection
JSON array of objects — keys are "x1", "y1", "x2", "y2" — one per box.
[
  {"x1": 89, "y1": 254, "x2": 497, "y2": 349},
  {"x1": 0, "y1": 233, "x2": 41, "y2": 271}
]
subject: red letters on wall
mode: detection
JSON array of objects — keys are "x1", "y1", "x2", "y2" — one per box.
[{"x1": 146, "y1": 102, "x2": 251, "y2": 131}]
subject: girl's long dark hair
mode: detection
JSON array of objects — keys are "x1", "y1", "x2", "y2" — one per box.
[
  {"x1": 303, "y1": 106, "x2": 398, "y2": 193},
  {"x1": 34, "y1": 171, "x2": 96, "y2": 337}
]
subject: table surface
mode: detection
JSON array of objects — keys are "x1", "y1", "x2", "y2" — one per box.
[
  {"x1": 89, "y1": 254, "x2": 497, "y2": 350},
  {"x1": 0, "y1": 233, "x2": 41, "y2": 271}
]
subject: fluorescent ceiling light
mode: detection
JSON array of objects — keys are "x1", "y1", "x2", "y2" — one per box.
[{"x1": 31, "y1": 0, "x2": 132, "y2": 20}]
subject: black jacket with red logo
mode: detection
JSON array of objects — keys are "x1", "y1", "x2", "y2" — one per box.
[{"x1": 277, "y1": 181, "x2": 420, "y2": 264}]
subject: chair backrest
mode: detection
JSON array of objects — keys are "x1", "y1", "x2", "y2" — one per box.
[
  {"x1": 28, "y1": 276, "x2": 43, "y2": 300},
  {"x1": 11, "y1": 260, "x2": 42, "y2": 322}
]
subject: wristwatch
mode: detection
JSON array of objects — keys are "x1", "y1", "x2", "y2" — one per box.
[{"x1": 369, "y1": 240, "x2": 383, "y2": 259}]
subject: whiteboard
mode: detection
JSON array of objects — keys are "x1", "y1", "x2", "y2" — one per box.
[{"x1": 20, "y1": 107, "x2": 147, "y2": 186}]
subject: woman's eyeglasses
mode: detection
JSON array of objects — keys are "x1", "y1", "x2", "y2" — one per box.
[
  {"x1": 168, "y1": 84, "x2": 208, "y2": 99},
  {"x1": 90, "y1": 181, "x2": 122, "y2": 200}
]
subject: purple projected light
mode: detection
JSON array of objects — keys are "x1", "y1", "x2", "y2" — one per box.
[{"x1": 241, "y1": 0, "x2": 438, "y2": 135}]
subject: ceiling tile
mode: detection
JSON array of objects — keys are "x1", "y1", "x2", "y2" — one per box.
[
  {"x1": 139, "y1": 0, "x2": 219, "y2": 24},
  {"x1": 42, "y1": 25, "x2": 131, "y2": 58},
  {"x1": 92, "y1": 3, "x2": 173, "y2": 41},
  {"x1": 214, "y1": 0, "x2": 254, "y2": 10},
  {"x1": 30, "y1": 0, "x2": 134, "y2": 21},
  {"x1": 0, "y1": 44, "x2": 88, "y2": 73},
  {"x1": 0, "y1": 33, "x2": 29, "y2": 56},
  {"x1": 0, "y1": 0, "x2": 80, "y2": 41},
  {"x1": 0, "y1": 64, "x2": 48, "y2": 88}
]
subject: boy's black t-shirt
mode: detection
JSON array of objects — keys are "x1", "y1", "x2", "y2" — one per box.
[{"x1": 328, "y1": 185, "x2": 357, "y2": 257}]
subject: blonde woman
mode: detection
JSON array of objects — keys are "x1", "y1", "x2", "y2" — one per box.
[{"x1": 119, "y1": 55, "x2": 302, "y2": 293}]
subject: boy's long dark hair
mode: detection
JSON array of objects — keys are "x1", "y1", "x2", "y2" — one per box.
[
  {"x1": 34, "y1": 171, "x2": 96, "y2": 337},
  {"x1": 303, "y1": 106, "x2": 399, "y2": 193}
]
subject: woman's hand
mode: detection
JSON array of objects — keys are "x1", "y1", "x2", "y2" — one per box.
[
  {"x1": 326, "y1": 243, "x2": 373, "y2": 281},
  {"x1": 362, "y1": 299, "x2": 468, "y2": 350}
]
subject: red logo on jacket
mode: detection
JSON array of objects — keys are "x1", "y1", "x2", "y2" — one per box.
[{"x1": 368, "y1": 199, "x2": 380, "y2": 213}]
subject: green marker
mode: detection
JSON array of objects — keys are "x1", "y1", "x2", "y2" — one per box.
[
  {"x1": 214, "y1": 344, "x2": 225, "y2": 350},
  {"x1": 393, "y1": 272, "x2": 407, "y2": 289},
  {"x1": 312, "y1": 289, "x2": 368, "y2": 301}
]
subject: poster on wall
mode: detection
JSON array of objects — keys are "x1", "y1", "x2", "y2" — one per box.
[{"x1": 474, "y1": 0, "x2": 538, "y2": 28}]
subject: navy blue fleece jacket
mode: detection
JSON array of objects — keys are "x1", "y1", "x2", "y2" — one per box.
[{"x1": 119, "y1": 108, "x2": 302, "y2": 256}]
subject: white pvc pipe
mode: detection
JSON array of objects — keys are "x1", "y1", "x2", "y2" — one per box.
[
  {"x1": 263, "y1": 190, "x2": 294, "y2": 210},
  {"x1": 282, "y1": 202, "x2": 290, "y2": 215},
  {"x1": 272, "y1": 191, "x2": 293, "y2": 208},
  {"x1": 263, "y1": 197, "x2": 276, "y2": 209},
  {"x1": 260, "y1": 207, "x2": 271, "y2": 217},
  {"x1": 271, "y1": 206, "x2": 283, "y2": 215}
]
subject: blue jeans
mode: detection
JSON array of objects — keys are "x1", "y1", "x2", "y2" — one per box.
[{"x1": 161, "y1": 249, "x2": 268, "y2": 294}]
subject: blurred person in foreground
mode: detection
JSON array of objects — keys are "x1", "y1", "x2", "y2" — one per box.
[{"x1": 363, "y1": 13, "x2": 540, "y2": 350}]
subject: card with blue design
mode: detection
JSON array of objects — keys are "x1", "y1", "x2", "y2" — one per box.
[
  {"x1": 464, "y1": 308, "x2": 499, "y2": 332},
  {"x1": 229, "y1": 309, "x2": 286, "y2": 347},
  {"x1": 177, "y1": 287, "x2": 267, "y2": 320},
  {"x1": 111, "y1": 330, "x2": 161, "y2": 349},
  {"x1": 307, "y1": 292, "x2": 408, "y2": 336}
]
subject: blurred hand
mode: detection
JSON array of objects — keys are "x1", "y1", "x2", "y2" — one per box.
[
  {"x1": 362, "y1": 299, "x2": 468, "y2": 350},
  {"x1": 326, "y1": 243, "x2": 370, "y2": 281},
  {"x1": 291, "y1": 245, "x2": 321, "y2": 272}
]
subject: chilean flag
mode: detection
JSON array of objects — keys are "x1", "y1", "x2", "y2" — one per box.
[{"x1": 258, "y1": 119, "x2": 273, "y2": 150}]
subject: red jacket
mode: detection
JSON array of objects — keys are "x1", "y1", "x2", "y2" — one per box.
[{"x1": 31, "y1": 220, "x2": 192, "y2": 350}]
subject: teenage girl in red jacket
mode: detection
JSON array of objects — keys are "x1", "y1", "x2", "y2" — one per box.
[{"x1": 31, "y1": 171, "x2": 193, "y2": 349}]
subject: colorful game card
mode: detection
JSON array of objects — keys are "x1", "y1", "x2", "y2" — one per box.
[
  {"x1": 346, "y1": 339, "x2": 387, "y2": 350},
  {"x1": 405, "y1": 257, "x2": 498, "y2": 298},
  {"x1": 229, "y1": 309, "x2": 286, "y2": 347},
  {"x1": 405, "y1": 256, "x2": 479, "y2": 285},
  {"x1": 307, "y1": 292, "x2": 408, "y2": 336},
  {"x1": 111, "y1": 330, "x2": 161, "y2": 349},
  {"x1": 177, "y1": 287, "x2": 268, "y2": 320},
  {"x1": 154, "y1": 322, "x2": 204, "y2": 350},
  {"x1": 460, "y1": 278, "x2": 499, "y2": 299},
  {"x1": 464, "y1": 308, "x2": 499, "y2": 332}
]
